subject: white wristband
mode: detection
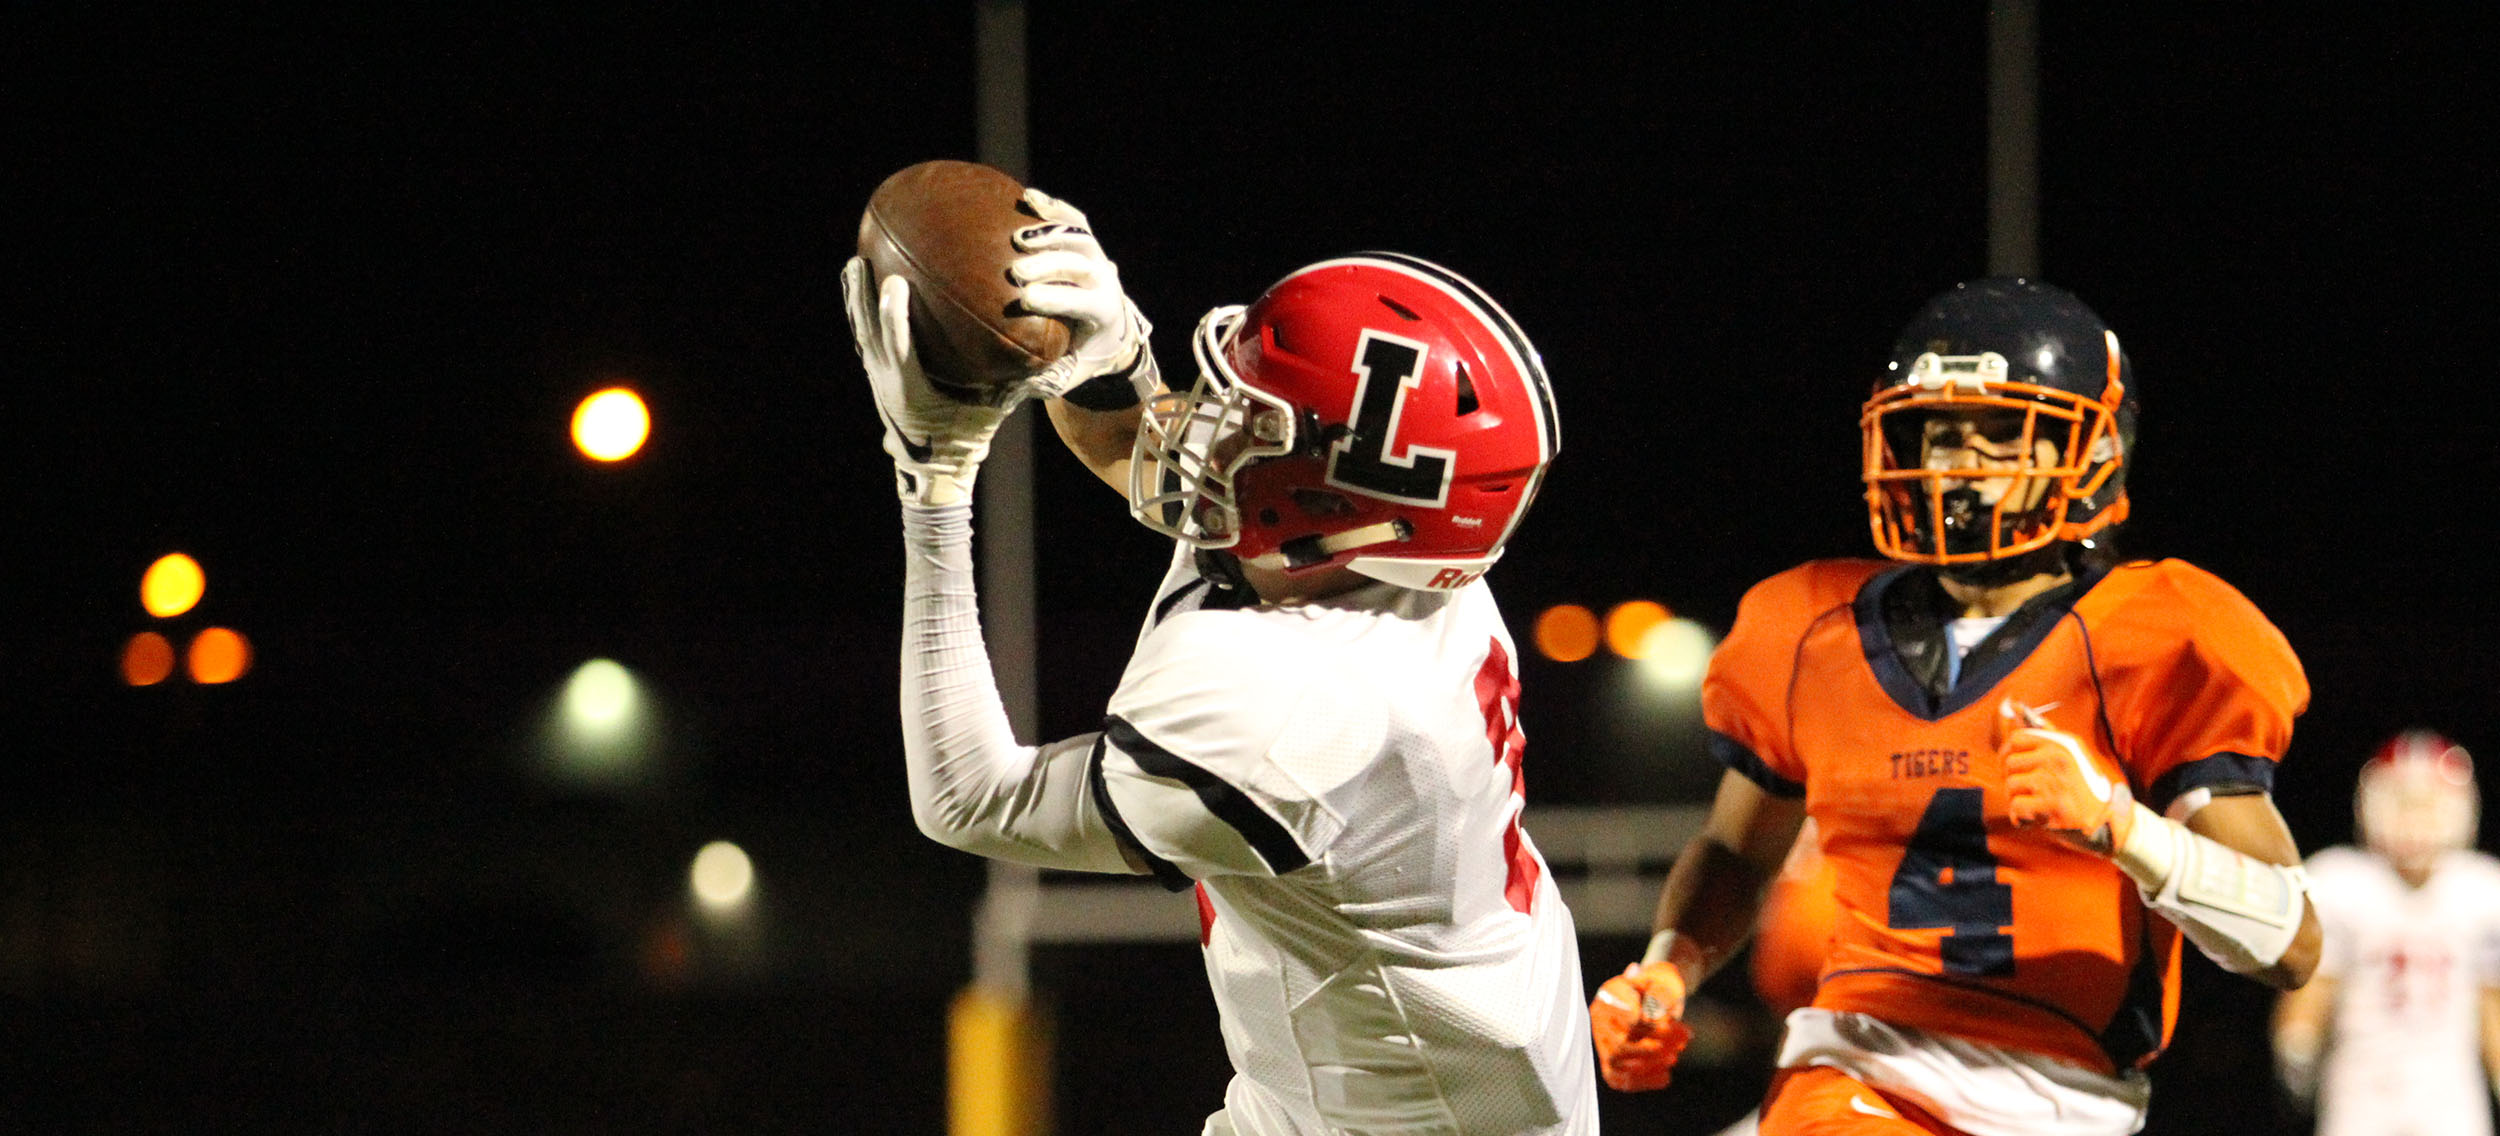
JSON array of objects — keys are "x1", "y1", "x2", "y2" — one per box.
[{"x1": 2121, "y1": 804, "x2": 2307, "y2": 974}]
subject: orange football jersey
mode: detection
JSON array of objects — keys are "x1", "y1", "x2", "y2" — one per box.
[
  {"x1": 1752, "y1": 819, "x2": 1840, "y2": 1021},
  {"x1": 1704, "y1": 557, "x2": 2308, "y2": 1074}
]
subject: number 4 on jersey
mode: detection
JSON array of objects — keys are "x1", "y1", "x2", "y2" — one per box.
[{"x1": 1887, "y1": 787, "x2": 2014, "y2": 976}]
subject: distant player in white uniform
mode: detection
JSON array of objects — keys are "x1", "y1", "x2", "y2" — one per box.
[
  {"x1": 842, "y1": 186, "x2": 1594, "y2": 1135},
  {"x1": 2274, "y1": 730, "x2": 2500, "y2": 1136}
]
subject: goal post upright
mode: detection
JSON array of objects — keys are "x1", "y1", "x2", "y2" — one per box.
[{"x1": 955, "y1": 4, "x2": 1051, "y2": 1135}]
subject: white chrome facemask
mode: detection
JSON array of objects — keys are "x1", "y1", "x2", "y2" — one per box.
[{"x1": 1127, "y1": 306, "x2": 1297, "y2": 547}]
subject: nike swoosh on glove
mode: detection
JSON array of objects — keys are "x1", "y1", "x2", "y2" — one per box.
[
  {"x1": 843, "y1": 255, "x2": 1017, "y2": 506},
  {"x1": 1589, "y1": 962, "x2": 1693, "y2": 1092},
  {"x1": 1999, "y1": 697, "x2": 2136, "y2": 855}
]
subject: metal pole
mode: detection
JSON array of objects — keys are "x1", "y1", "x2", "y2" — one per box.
[
  {"x1": 969, "y1": 0, "x2": 1040, "y2": 1003},
  {"x1": 1987, "y1": 0, "x2": 2040, "y2": 278},
  {"x1": 955, "y1": 14, "x2": 1051, "y2": 1130}
]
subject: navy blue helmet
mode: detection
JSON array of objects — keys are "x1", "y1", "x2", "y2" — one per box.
[{"x1": 1861, "y1": 278, "x2": 2138, "y2": 565}]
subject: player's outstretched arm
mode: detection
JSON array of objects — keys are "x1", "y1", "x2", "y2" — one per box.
[
  {"x1": 1592, "y1": 770, "x2": 1804, "y2": 1092},
  {"x1": 2270, "y1": 973, "x2": 2333, "y2": 1105},
  {"x1": 1009, "y1": 188, "x2": 1162, "y2": 493},
  {"x1": 2480, "y1": 984, "x2": 2500, "y2": 1103},
  {"x1": 1998, "y1": 700, "x2": 2320, "y2": 987},
  {"x1": 844, "y1": 253, "x2": 1137, "y2": 877},
  {"x1": 1045, "y1": 398, "x2": 1148, "y2": 493}
]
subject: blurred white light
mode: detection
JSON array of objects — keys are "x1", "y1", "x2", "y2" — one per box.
[
  {"x1": 1636, "y1": 618, "x2": 1716, "y2": 690},
  {"x1": 540, "y1": 658, "x2": 663, "y2": 790},
  {"x1": 690, "y1": 840, "x2": 755, "y2": 910},
  {"x1": 564, "y1": 658, "x2": 637, "y2": 735}
]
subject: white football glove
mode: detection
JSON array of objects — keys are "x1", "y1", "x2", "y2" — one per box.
[
  {"x1": 1009, "y1": 188, "x2": 1155, "y2": 402},
  {"x1": 842, "y1": 255, "x2": 1018, "y2": 506}
]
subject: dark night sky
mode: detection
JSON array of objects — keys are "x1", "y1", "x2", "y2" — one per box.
[{"x1": 9, "y1": 5, "x2": 2499, "y2": 1132}]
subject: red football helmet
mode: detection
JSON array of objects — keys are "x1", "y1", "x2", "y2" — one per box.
[
  {"x1": 2355, "y1": 729, "x2": 2478, "y2": 873},
  {"x1": 1129, "y1": 254, "x2": 1559, "y2": 590}
]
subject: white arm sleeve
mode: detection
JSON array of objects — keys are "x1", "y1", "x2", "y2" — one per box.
[{"x1": 896, "y1": 502, "x2": 1132, "y2": 875}]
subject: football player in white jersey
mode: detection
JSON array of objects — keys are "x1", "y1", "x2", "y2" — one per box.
[
  {"x1": 2273, "y1": 730, "x2": 2500, "y2": 1136},
  {"x1": 842, "y1": 188, "x2": 1594, "y2": 1135}
]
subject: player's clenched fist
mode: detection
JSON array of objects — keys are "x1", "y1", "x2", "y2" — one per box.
[
  {"x1": 1589, "y1": 961, "x2": 1693, "y2": 1092},
  {"x1": 1998, "y1": 699, "x2": 2136, "y2": 855}
]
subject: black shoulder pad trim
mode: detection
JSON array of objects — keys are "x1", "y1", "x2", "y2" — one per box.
[
  {"x1": 1088, "y1": 734, "x2": 1193, "y2": 891},
  {"x1": 1103, "y1": 716, "x2": 1312, "y2": 876}
]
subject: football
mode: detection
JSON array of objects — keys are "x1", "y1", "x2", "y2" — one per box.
[{"x1": 856, "y1": 159, "x2": 1071, "y2": 400}]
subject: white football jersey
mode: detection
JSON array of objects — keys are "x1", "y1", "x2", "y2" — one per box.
[
  {"x1": 1091, "y1": 548, "x2": 1597, "y2": 1136},
  {"x1": 2305, "y1": 845, "x2": 2500, "y2": 1136}
]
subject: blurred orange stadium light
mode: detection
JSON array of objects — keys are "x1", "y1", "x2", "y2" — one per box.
[
  {"x1": 140, "y1": 552, "x2": 205, "y2": 618},
  {"x1": 571, "y1": 386, "x2": 651, "y2": 462},
  {"x1": 1604, "y1": 600, "x2": 1672, "y2": 659},
  {"x1": 1532, "y1": 604, "x2": 1600, "y2": 663},
  {"x1": 121, "y1": 631, "x2": 176, "y2": 686},
  {"x1": 186, "y1": 627, "x2": 253, "y2": 684}
]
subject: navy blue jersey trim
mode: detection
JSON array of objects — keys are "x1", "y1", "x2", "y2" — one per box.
[
  {"x1": 2145, "y1": 751, "x2": 2278, "y2": 813},
  {"x1": 1855, "y1": 563, "x2": 2108, "y2": 722},
  {"x1": 1711, "y1": 729, "x2": 1806, "y2": 799},
  {"x1": 1087, "y1": 734, "x2": 1193, "y2": 892},
  {"x1": 1857, "y1": 567, "x2": 1938, "y2": 716},
  {"x1": 1103, "y1": 716, "x2": 1312, "y2": 875}
]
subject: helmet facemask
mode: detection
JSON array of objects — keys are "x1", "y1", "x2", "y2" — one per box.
[
  {"x1": 1129, "y1": 306, "x2": 1414, "y2": 569},
  {"x1": 1863, "y1": 349, "x2": 2129, "y2": 566},
  {"x1": 1129, "y1": 306, "x2": 1293, "y2": 549}
]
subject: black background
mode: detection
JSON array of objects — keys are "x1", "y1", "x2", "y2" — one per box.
[{"x1": 9, "y1": 5, "x2": 2496, "y2": 1133}]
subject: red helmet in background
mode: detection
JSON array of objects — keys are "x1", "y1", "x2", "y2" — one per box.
[
  {"x1": 1130, "y1": 253, "x2": 1559, "y2": 590},
  {"x1": 2356, "y1": 729, "x2": 2479, "y2": 873}
]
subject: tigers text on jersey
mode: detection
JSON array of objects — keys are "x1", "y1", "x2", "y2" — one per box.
[
  {"x1": 1090, "y1": 548, "x2": 1595, "y2": 1136},
  {"x1": 1706, "y1": 557, "x2": 2308, "y2": 1079},
  {"x1": 2305, "y1": 846, "x2": 2500, "y2": 1136}
]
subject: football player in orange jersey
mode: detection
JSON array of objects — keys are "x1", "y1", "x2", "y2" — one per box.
[
  {"x1": 1708, "y1": 818, "x2": 1846, "y2": 1136},
  {"x1": 1589, "y1": 278, "x2": 2323, "y2": 1136}
]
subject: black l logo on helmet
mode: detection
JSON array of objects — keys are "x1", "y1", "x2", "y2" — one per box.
[{"x1": 1326, "y1": 330, "x2": 1454, "y2": 507}]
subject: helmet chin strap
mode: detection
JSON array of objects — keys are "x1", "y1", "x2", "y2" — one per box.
[
  {"x1": 1192, "y1": 547, "x2": 1256, "y2": 596},
  {"x1": 1245, "y1": 520, "x2": 1411, "y2": 571}
]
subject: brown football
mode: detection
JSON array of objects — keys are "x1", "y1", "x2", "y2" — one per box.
[{"x1": 856, "y1": 159, "x2": 1070, "y2": 400}]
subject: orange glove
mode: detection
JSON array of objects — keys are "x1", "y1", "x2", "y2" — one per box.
[
  {"x1": 1589, "y1": 961, "x2": 1692, "y2": 1092},
  {"x1": 1999, "y1": 698, "x2": 2135, "y2": 854}
]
